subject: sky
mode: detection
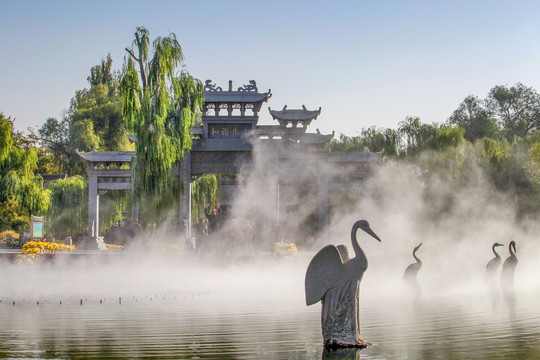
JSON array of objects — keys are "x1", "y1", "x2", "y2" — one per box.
[{"x1": 1, "y1": 0, "x2": 540, "y2": 137}]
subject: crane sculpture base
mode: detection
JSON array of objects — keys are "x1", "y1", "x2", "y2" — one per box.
[
  {"x1": 321, "y1": 281, "x2": 370, "y2": 348},
  {"x1": 324, "y1": 339, "x2": 370, "y2": 349}
]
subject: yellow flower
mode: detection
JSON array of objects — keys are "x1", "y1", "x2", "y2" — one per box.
[
  {"x1": 0, "y1": 230, "x2": 20, "y2": 240},
  {"x1": 106, "y1": 244, "x2": 124, "y2": 250},
  {"x1": 273, "y1": 242, "x2": 297, "y2": 256},
  {"x1": 22, "y1": 241, "x2": 75, "y2": 255}
]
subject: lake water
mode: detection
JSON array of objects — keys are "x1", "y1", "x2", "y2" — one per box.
[{"x1": 1, "y1": 253, "x2": 539, "y2": 359}]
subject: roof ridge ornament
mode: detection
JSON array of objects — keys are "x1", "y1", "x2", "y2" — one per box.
[
  {"x1": 204, "y1": 80, "x2": 222, "y2": 92},
  {"x1": 238, "y1": 80, "x2": 258, "y2": 92}
]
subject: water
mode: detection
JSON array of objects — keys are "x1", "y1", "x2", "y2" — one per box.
[{"x1": 1, "y1": 254, "x2": 539, "y2": 359}]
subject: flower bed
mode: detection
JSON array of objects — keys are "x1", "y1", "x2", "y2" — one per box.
[
  {"x1": 0, "y1": 230, "x2": 20, "y2": 248},
  {"x1": 106, "y1": 244, "x2": 124, "y2": 250},
  {"x1": 13, "y1": 241, "x2": 75, "y2": 264},
  {"x1": 21, "y1": 241, "x2": 75, "y2": 257},
  {"x1": 273, "y1": 242, "x2": 298, "y2": 257}
]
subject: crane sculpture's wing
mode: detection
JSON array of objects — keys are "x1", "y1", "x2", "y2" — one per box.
[
  {"x1": 305, "y1": 245, "x2": 345, "y2": 306},
  {"x1": 336, "y1": 245, "x2": 350, "y2": 262}
]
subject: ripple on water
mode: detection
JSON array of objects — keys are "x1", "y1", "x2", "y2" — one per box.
[{"x1": 2, "y1": 290, "x2": 540, "y2": 359}]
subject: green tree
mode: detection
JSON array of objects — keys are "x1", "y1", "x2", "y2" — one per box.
[
  {"x1": 476, "y1": 136, "x2": 537, "y2": 216},
  {"x1": 87, "y1": 53, "x2": 118, "y2": 94},
  {"x1": 330, "y1": 127, "x2": 399, "y2": 158},
  {"x1": 486, "y1": 83, "x2": 540, "y2": 139},
  {"x1": 425, "y1": 125, "x2": 465, "y2": 152},
  {"x1": 120, "y1": 26, "x2": 204, "y2": 222},
  {"x1": 39, "y1": 54, "x2": 129, "y2": 176},
  {"x1": 191, "y1": 174, "x2": 218, "y2": 227},
  {"x1": 418, "y1": 140, "x2": 478, "y2": 221},
  {"x1": 525, "y1": 131, "x2": 540, "y2": 188},
  {"x1": 45, "y1": 175, "x2": 87, "y2": 237},
  {"x1": 398, "y1": 116, "x2": 439, "y2": 157},
  {"x1": 70, "y1": 62, "x2": 128, "y2": 152},
  {"x1": 70, "y1": 118, "x2": 100, "y2": 153},
  {"x1": 0, "y1": 113, "x2": 49, "y2": 232},
  {"x1": 38, "y1": 117, "x2": 71, "y2": 173},
  {"x1": 448, "y1": 95, "x2": 499, "y2": 141}
]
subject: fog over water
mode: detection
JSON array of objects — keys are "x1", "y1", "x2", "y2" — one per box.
[
  {"x1": 2, "y1": 142, "x2": 539, "y2": 304},
  {"x1": 1, "y1": 143, "x2": 540, "y2": 360}
]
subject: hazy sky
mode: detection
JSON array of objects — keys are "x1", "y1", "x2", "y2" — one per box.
[{"x1": 1, "y1": 0, "x2": 539, "y2": 137}]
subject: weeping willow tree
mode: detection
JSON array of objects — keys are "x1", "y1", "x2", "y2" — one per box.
[
  {"x1": 45, "y1": 175, "x2": 87, "y2": 237},
  {"x1": 120, "y1": 27, "x2": 204, "y2": 224},
  {"x1": 45, "y1": 176, "x2": 132, "y2": 239},
  {"x1": 87, "y1": 189, "x2": 132, "y2": 239},
  {"x1": 191, "y1": 174, "x2": 218, "y2": 227},
  {"x1": 0, "y1": 113, "x2": 49, "y2": 232}
]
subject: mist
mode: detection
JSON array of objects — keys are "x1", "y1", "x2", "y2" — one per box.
[
  {"x1": 219, "y1": 139, "x2": 540, "y2": 302},
  {"x1": 322, "y1": 150, "x2": 540, "y2": 301},
  {"x1": 1, "y1": 141, "x2": 538, "y2": 308}
]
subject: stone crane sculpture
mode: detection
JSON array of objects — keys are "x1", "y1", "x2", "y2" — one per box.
[
  {"x1": 403, "y1": 243, "x2": 423, "y2": 291},
  {"x1": 305, "y1": 220, "x2": 381, "y2": 348},
  {"x1": 501, "y1": 240, "x2": 518, "y2": 291},
  {"x1": 485, "y1": 242, "x2": 504, "y2": 284}
]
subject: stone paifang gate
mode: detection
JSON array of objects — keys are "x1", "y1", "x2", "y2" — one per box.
[{"x1": 78, "y1": 80, "x2": 380, "y2": 245}]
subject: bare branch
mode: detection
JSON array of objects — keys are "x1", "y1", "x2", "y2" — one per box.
[{"x1": 125, "y1": 48, "x2": 139, "y2": 62}]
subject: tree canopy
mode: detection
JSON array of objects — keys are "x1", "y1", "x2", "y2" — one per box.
[
  {"x1": 0, "y1": 113, "x2": 49, "y2": 232},
  {"x1": 38, "y1": 53, "x2": 129, "y2": 176},
  {"x1": 486, "y1": 83, "x2": 540, "y2": 139},
  {"x1": 120, "y1": 26, "x2": 204, "y2": 223},
  {"x1": 330, "y1": 83, "x2": 540, "y2": 222}
]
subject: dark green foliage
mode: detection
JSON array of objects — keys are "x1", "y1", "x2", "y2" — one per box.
[
  {"x1": 332, "y1": 109, "x2": 540, "y2": 221},
  {"x1": 398, "y1": 116, "x2": 439, "y2": 157},
  {"x1": 486, "y1": 83, "x2": 540, "y2": 139},
  {"x1": 425, "y1": 125, "x2": 465, "y2": 152},
  {"x1": 97, "y1": 190, "x2": 132, "y2": 237},
  {"x1": 448, "y1": 95, "x2": 499, "y2": 141},
  {"x1": 476, "y1": 136, "x2": 538, "y2": 217},
  {"x1": 330, "y1": 126, "x2": 399, "y2": 157},
  {"x1": 70, "y1": 83, "x2": 127, "y2": 152},
  {"x1": 0, "y1": 113, "x2": 49, "y2": 232},
  {"x1": 87, "y1": 54, "x2": 118, "y2": 94},
  {"x1": 39, "y1": 54, "x2": 129, "y2": 176},
  {"x1": 191, "y1": 174, "x2": 218, "y2": 226},
  {"x1": 45, "y1": 175, "x2": 87, "y2": 237}
]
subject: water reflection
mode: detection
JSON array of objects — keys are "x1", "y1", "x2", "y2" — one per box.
[{"x1": 322, "y1": 347, "x2": 361, "y2": 360}]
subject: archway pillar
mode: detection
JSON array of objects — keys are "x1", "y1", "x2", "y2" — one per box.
[
  {"x1": 179, "y1": 151, "x2": 191, "y2": 240},
  {"x1": 87, "y1": 171, "x2": 99, "y2": 238}
]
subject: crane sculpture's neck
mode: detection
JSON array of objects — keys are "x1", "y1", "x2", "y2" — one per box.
[
  {"x1": 351, "y1": 221, "x2": 367, "y2": 264},
  {"x1": 413, "y1": 248, "x2": 422, "y2": 264},
  {"x1": 509, "y1": 241, "x2": 516, "y2": 258},
  {"x1": 492, "y1": 244, "x2": 501, "y2": 259}
]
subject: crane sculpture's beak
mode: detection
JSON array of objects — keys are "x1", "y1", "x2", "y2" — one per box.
[{"x1": 364, "y1": 226, "x2": 381, "y2": 242}]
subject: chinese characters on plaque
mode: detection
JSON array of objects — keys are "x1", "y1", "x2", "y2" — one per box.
[{"x1": 208, "y1": 124, "x2": 251, "y2": 139}]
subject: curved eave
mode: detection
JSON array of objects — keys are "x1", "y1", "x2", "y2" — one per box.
[
  {"x1": 268, "y1": 107, "x2": 321, "y2": 121},
  {"x1": 299, "y1": 133, "x2": 334, "y2": 145},
  {"x1": 204, "y1": 90, "x2": 271, "y2": 103},
  {"x1": 76, "y1": 150, "x2": 135, "y2": 162}
]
